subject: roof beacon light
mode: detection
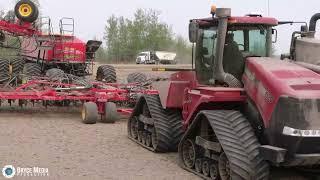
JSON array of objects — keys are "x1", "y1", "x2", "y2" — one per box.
[{"x1": 211, "y1": 5, "x2": 217, "y2": 16}]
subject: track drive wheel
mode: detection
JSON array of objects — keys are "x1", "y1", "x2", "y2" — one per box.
[
  {"x1": 81, "y1": 102, "x2": 98, "y2": 124},
  {"x1": 96, "y1": 65, "x2": 117, "y2": 83},
  {"x1": 101, "y1": 102, "x2": 119, "y2": 123},
  {"x1": 14, "y1": 0, "x2": 39, "y2": 23},
  {"x1": 127, "y1": 72, "x2": 147, "y2": 83}
]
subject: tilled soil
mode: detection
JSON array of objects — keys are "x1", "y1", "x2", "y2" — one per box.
[{"x1": 0, "y1": 64, "x2": 317, "y2": 180}]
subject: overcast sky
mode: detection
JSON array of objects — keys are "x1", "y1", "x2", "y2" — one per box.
[{"x1": 1, "y1": 0, "x2": 320, "y2": 54}]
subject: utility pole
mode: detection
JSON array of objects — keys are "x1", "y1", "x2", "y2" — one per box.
[{"x1": 267, "y1": 0, "x2": 270, "y2": 16}]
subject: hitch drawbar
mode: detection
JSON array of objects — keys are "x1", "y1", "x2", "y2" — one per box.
[{"x1": 152, "y1": 68, "x2": 194, "y2": 72}]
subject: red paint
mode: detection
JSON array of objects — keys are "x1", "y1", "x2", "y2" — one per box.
[
  {"x1": 243, "y1": 57, "x2": 320, "y2": 127},
  {"x1": 0, "y1": 79, "x2": 157, "y2": 117},
  {"x1": 196, "y1": 16, "x2": 278, "y2": 27}
]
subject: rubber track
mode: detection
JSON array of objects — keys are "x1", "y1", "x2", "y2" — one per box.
[
  {"x1": 167, "y1": 109, "x2": 183, "y2": 151},
  {"x1": 97, "y1": 65, "x2": 117, "y2": 83},
  {"x1": 128, "y1": 95, "x2": 172, "y2": 152},
  {"x1": 127, "y1": 72, "x2": 147, "y2": 83},
  {"x1": 179, "y1": 110, "x2": 269, "y2": 180}
]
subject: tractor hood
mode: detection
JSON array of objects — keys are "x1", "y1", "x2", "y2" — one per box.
[
  {"x1": 243, "y1": 57, "x2": 320, "y2": 125},
  {"x1": 243, "y1": 57, "x2": 320, "y2": 155}
]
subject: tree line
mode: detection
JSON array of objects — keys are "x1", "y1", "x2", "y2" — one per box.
[{"x1": 98, "y1": 9, "x2": 191, "y2": 63}]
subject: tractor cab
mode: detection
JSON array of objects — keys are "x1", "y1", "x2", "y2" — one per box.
[{"x1": 189, "y1": 7, "x2": 278, "y2": 86}]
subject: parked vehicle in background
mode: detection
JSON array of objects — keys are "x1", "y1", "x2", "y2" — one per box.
[{"x1": 135, "y1": 51, "x2": 177, "y2": 64}]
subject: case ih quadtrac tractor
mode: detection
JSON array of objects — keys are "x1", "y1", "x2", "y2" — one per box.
[
  {"x1": 0, "y1": 0, "x2": 109, "y2": 84},
  {"x1": 128, "y1": 6, "x2": 320, "y2": 180}
]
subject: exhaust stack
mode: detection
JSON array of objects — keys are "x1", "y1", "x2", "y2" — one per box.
[
  {"x1": 213, "y1": 8, "x2": 243, "y2": 88},
  {"x1": 309, "y1": 13, "x2": 320, "y2": 33}
]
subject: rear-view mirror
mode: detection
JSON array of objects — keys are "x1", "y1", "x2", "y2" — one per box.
[
  {"x1": 189, "y1": 20, "x2": 199, "y2": 43},
  {"x1": 272, "y1": 29, "x2": 278, "y2": 43}
]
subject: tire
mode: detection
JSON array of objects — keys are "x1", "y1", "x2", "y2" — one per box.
[
  {"x1": 96, "y1": 65, "x2": 117, "y2": 83},
  {"x1": 22, "y1": 63, "x2": 41, "y2": 83},
  {"x1": 102, "y1": 102, "x2": 119, "y2": 123},
  {"x1": 46, "y1": 68, "x2": 65, "y2": 80},
  {"x1": 203, "y1": 110, "x2": 269, "y2": 180},
  {"x1": 0, "y1": 59, "x2": 10, "y2": 83},
  {"x1": 14, "y1": 0, "x2": 39, "y2": 23},
  {"x1": 127, "y1": 72, "x2": 147, "y2": 83},
  {"x1": 81, "y1": 102, "x2": 98, "y2": 124},
  {"x1": 10, "y1": 58, "x2": 25, "y2": 75}
]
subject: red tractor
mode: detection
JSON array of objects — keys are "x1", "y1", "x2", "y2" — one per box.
[
  {"x1": 0, "y1": 0, "x2": 111, "y2": 84},
  {"x1": 128, "y1": 6, "x2": 320, "y2": 179}
]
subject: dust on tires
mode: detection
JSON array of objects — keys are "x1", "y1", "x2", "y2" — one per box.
[{"x1": 96, "y1": 65, "x2": 117, "y2": 83}]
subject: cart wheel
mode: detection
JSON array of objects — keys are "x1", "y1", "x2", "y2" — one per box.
[
  {"x1": 14, "y1": 0, "x2": 39, "y2": 23},
  {"x1": 102, "y1": 102, "x2": 119, "y2": 123},
  {"x1": 81, "y1": 102, "x2": 98, "y2": 124}
]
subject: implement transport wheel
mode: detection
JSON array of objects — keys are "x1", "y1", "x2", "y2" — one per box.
[
  {"x1": 102, "y1": 102, "x2": 119, "y2": 123},
  {"x1": 181, "y1": 139, "x2": 196, "y2": 169},
  {"x1": 127, "y1": 72, "x2": 147, "y2": 84},
  {"x1": 96, "y1": 65, "x2": 117, "y2": 83},
  {"x1": 14, "y1": 0, "x2": 39, "y2": 23},
  {"x1": 81, "y1": 102, "x2": 98, "y2": 124}
]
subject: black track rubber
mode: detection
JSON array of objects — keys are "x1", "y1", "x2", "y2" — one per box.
[
  {"x1": 128, "y1": 95, "x2": 172, "y2": 152},
  {"x1": 178, "y1": 110, "x2": 269, "y2": 180},
  {"x1": 167, "y1": 109, "x2": 184, "y2": 151},
  {"x1": 10, "y1": 58, "x2": 25, "y2": 75},
  {"x1": 23, "y1": 63, "x2": 41, "y2": 77},
  {"x1": 0, "y1": 58, "x2": 10, "y2": 83},
  {"x1": 46, "y1": 68, "x2": 65, "y2": 80},
  {"x1": 127, "y1": 72, "x2": 147, "y2": 83},
  {"x1": 96, "y1": 65, "x2": 117, "y2": 83}
]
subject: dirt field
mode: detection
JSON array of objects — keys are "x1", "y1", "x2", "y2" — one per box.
[{"x1": 0, "y1": 64, "x2": 317, "y2": 180}]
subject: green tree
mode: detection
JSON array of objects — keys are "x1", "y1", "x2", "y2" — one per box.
[{"x1": 103, "y1": 8, "x2": 191, "y2": 63}]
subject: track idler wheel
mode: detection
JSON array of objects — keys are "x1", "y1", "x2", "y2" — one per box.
[
  {"x1": 130, "y1": 117, "x2": 139, "y2": 139},
  {"x1": 219, "y1": 153, "x2": 231, "y2": 180},
  {"x1": 181, "y1": 139, "x2": 196, "y2": 169},
  {"x1": 81, "y1": 102, "x2": 98, "y2": 124},
  {"x1": 202, "y1": 159, "x2": 211, "y2": 177},
  {"x1": 210, "y1": 162, "x2": 220, "y2": 180},
  {"x1": 195, "y1": 159, "x2": 203, "y2": 173},
  {"x1": 145, "y1": 133, "x2": 152, "y2": 147}
]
